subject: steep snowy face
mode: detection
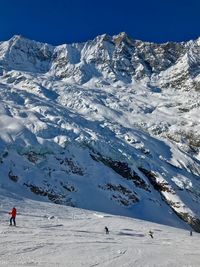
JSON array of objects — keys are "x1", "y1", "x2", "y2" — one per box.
[
  {"x1": 0, "y1": 34, "x2": 200, "y2": 232},
  {"x1": 153, "y1": 38, "x2": 200, "y2": 90},
  {"x1": 0, "y1": 35, "x2": 53, "y2": 73},
  {"x1": 49, "y1": 32, "x2": 190, "y2": 85}
]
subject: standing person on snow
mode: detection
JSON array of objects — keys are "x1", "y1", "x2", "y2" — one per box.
[
  {"x1": 148, "y1": 230, "x2": 154, "y2": 238},
  {"x1": 104, "y1": 226, "x2": 109, "y2": 234},
  {"x1": 9, "y1": 207, "x2": 17, "y2": 226}
]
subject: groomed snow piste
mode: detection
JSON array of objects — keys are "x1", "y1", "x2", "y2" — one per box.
[{"x1": 0, "y1": 190, "x2": 200, "y2": 267}]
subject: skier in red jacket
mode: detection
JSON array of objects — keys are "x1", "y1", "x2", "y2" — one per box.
[{"x1": 9, "y1": 207, "x2": 17, "y2": 226}]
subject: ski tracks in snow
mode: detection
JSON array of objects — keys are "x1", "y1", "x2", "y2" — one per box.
[{"x1": 0, "y1": 199, "x2": 200, "y2": 266}]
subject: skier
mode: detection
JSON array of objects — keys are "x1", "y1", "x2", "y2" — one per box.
[
  {"x1": 148, "y1": 230, "x2": 154, "y2": 238},
  {"x1": 9, "y1": 207, "x2": 17, "y2": 226},
  {"x1": 104, "y1": 226, "x2": 109, "y2": 234}
]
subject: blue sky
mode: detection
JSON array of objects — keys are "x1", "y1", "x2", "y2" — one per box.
[{"x1": 0, "y1": 0, "x2": 199, "y2": 44}]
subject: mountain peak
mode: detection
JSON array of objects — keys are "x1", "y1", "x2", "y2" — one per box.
[
  {"x1": 10, "y1": 34, "x2": 25, "y2": 41},
  {"x1": 8, "y1": 34, "x2": 33, "y2": 45},
  {"x1": 113, "y1": 32, "x2": 133, "y2": 45},
  {"x1": 94, "y1": 33, "x2": 112, "y2": 43},
  {"x1": 7, "y1": 35, "x2": 55, "y2": 50}
]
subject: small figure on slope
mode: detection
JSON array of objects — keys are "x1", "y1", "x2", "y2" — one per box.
[
  {"x1": 148, "y1": 230, "x2": 154, "y2": 238},
  {"x1": 9, "y1": 207, "x2": 17, "y2": 226},
  {"x1": 104, "y1": 226, "x2": 109, "y2": 234}
]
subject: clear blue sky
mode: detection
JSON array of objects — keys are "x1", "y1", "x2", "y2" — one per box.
[{"x1": 1, "y1": 0, "x2": 199, "y2": 45}]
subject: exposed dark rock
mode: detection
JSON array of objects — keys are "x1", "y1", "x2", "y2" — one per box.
[
  {"x1": 173, "y1": 211, "x2": 200, "y2": 233},
  {"x1": 2, "y1": 151, "x2": 8, "y2": 158},
  {"x1": 138, "y1": 167, "x2": 174, "y2": 193},
  {"x1": 60, "y1": 182, "x2": 77, "y2": 192},
  {"x1": 99, "y1": 183, "x2": 139, "y2": 206},
  {"x1": 26, "y1": 151, "x2": 40, "y2": 163},
  {"x1": 24, "y1": 183, "x2": 74, "y2": 206},
  {"x1": 91, "y1": 153, "x2": 149, "y2": 191},
  {"x1": 56, "y1": 156, "x2": 84, "y2": 175},
  {"x1": 8, "y1": 171, "x2": 19, "y2": 182},
  {"x1": 138, "y1": 166, "x2": 200, "y2": 232}
]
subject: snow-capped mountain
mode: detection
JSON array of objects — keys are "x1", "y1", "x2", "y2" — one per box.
[{"x1": 0, "y1": 33, "x2": 200, "y2": 231}]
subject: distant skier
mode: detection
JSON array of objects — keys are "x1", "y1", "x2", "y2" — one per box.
[
  {"x1": 104, "y1": 226, "x2": 109, "y2": 234},
  {"x1": 9, "y1": 207, "x2": 17, "y2": 226},
  {"x1": 190, "y1": 230, "x2": 193, "y2": 236},
  {"x1": 148, "y1": 230, "x2": 154, "y2": 238}
]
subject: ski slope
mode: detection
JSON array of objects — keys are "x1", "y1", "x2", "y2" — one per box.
[{"x1": 0, "y1": 193, "x2": 199, "y2": 267}]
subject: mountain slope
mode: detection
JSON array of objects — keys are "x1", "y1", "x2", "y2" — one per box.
[{"x1": 0, "y1": 34, "x2": 200, "y2": 231}]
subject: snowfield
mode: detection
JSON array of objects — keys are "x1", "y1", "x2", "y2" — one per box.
[{"x1": 0, "y1": 193, "x2": 200, "y2": 267}]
